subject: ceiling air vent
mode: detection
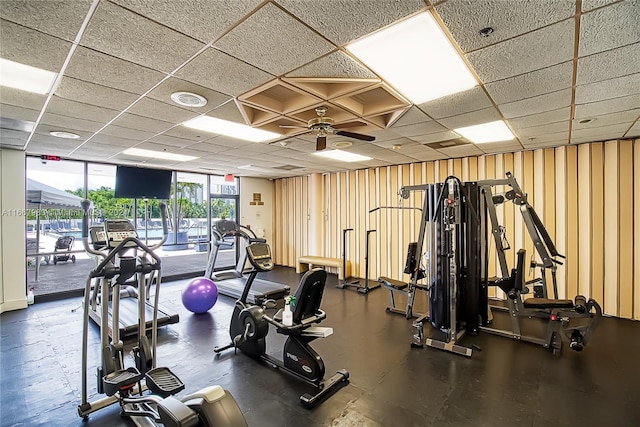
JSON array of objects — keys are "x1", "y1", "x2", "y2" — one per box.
[{"x1": 424, "y1": 139, "x2": 469, "y2": 149}]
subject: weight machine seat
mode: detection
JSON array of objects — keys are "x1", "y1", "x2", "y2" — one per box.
[
  {"x1": 292, "y1": 268, "x2": 327, "y2": 324},
  {"x1": 378, "y1": 276, "x2": 408, "y2": 290},
  {"x1": 523, "y1": 298, "x2": 574, "y2": 309}
]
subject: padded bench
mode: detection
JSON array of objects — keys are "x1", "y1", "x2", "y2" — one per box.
[{"x1": 297, "y1": 256, "x2": 350, "y2": 281}]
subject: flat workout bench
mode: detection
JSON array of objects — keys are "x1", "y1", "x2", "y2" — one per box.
[{"x1": 297, "y1": 256, "x2": 351, "y2": 281}]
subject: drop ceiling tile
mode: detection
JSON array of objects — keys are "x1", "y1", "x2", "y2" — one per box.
[
  {"x1": 161, "y1": 126, "x2": 214, "y2": 142},
  {"x1": 91, "y1": 134, "x2": 140, "y2": 147},
  {"x1": 574, "y1": 94, "x2": 640, "y2": 118},
  {"x1": 437, "y1": 144, "x2": 484, "y2": 158},
  {"x1": 522, "y1": 131, "x2": 569, "y2": 145},
  {"x1": 110, "y1": 0, "x2": 261, "y2": 43},
  {"x1": 0, "y1": 19, "x2": 71, "y2": 71},
  {"x1": 148, "y1": 134, "x2": 203, "y2": 148},
  {"x1": 99, "y1": 124, "x2": 156, "y2": 141},
  {"x1": 392, "y1": 107, "x2": 434, "y2": 127},
  {"x1": 205, "y1": 101, "x2": 248, "y2": 124},
  {"x1": 485, "y1": 61, "x2": 573, "y2": 104},
  {"x1": 573, "y1": 109, "x2": 640, "y2": 129},
  {"x1": 576, "y1": 43, "x2": 640, "y2": 85},
  {"x1": 579, "y1": 0, "x2": 640, "y2": 57},
  {"x1": 575, "y1": 73, "x2": 640, "y2": 104},
  {"x1": 286, "y1": 51, "x2": 377, "y2": 79},
  {"x1": 391, "y1": 120, "x2": 448, "y2": 138},
  {"x1": 145, "y1": 77, "x2": 231, "y2": 112},
  {"x1": 65, "y1": 47, "x2": 167, "y2": 95},
  {"x1": 111, "y1": 113, "x2": 174, "y2": 134},
  {"x1": 523, "y1": 139, "x2": 568, "y2": 149},
  {"x1": 73, "y1": 142, "x2": 125, "y2": 157},
  {"x1": 0, "y1": 128, "x2": 28, "y2": 144},
  {"x1": 438, "y1": 107, "x2": 502, "y2": 129},
  {"x1": 571, "y1": 122, "x2": 631, "y2": 140},
  {"x1": 477, "y1": 140, "x2": 523, "y2": 154},
  {"x1": 47, "y1": 97, "x2": 120, "y2": 124},
  {"x1": 373, "y1": 137, "x2": 419, "y2": 149},
  {"x1": 215, "y1": 3, "x2": 334, "y2": 76},
  {"x1": 411, "y1": 130, "x2": 463, "y2": 145},
  {"x1": 626, "y1": 120, "x2": 640, "y2": 138},
  {"x1": 466, "y1": 19, "x2": 574, "y2": 83},
  {"x1": 0, "y1": 104, "x2": 40, "y2": 122},
  {"x1": 0, "y1": 0, "x2": 92, "y2": 41},
  {"x1": 370, "y1": 151, "x2": 419, "y2": 164},
  {"x1": 418, "y1": 87, "x2": 493, "y2": 120},
  {"x1": 55, "y1": 77, "x2": 139, "y2": 110},
  {"x1": 507, "y1": 107, "x2": 572, "y2": 130},
  {"x1": 80, "y1": 1, "x2": 204, "y2": 73},
  {"x1": 582, "y1": 0, "x2": 619, "y2": 12},
  {"x1": 39, "y1": 113, "x2": 104, "y2": 133},
  {"x1": 129, "y1": 97, "x2": 199, "y2": 123},
  {"x1": 176, "y1": 48, "x2": 273, "y2": 97},
  {"x1": 0, "y1": 87, "x2": 47, "y2": 110},
  {"x1": 279, "y1": 0, "x2": 426, "y2": 45},
  {"x1": 28, "y1": 137, "x2": 81, "y2": 153},
  {"x1": 514, "y1": 120, "x2": 570, "y2": 138},
  {"x1": 499, "y1": 88, "x2": 572, "y2": 118},
  {"x1": 435, "y1": 0, "x2": 575, "y2": 53}
]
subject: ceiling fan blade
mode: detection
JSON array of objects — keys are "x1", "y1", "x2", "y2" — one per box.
[
  {"x1": 279, "y1": 125, "x2": 307, "y2": 129},
  {"x1": 333, "y1": 121, "x2": 367, "y2": 129},
  {"x1": 335, "y1": 130, "x2": 375, "y2": 142},
  {"x1": 316, "y1": 136, "x2": 327, "y2": 151}
]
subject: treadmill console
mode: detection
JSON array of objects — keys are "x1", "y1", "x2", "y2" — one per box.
[
  {"x1": 103, "y1": 219, "x2": 138, "y2": 248},
  {"x1": 246, "y1": 242, "x2": 274, "y2": 272}
]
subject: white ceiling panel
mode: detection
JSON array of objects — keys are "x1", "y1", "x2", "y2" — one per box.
[
  {"x1": 111, "y1": 113, "x2": 173, "y2": 134},
  {"x1": 0, "y1": 104, "x2": 40, "y2": 122},
  {"x1": 573, "y1": 110, "x2": 640, "y2": 130},
  {"x1": 0, "y1": 0, "x2": 92, "y2": 41},
  {"x1": 507, "y1": 107, "x2": 572, "y2": 130},
  {"x1": 466, "y1": 19, "x2": 574, "y2": 83},
  {"x1": 579, "y1": 0, "x2": 640, "y2": 57},
  {"x1": 391, "y1": 121, "x2": 448, "y2": 138},
  {"x1": 0, "y1": 87, "x2": 47, "y2": 111},
  {"x1": 145, "y1": 78, "x2": 231, "y2": 113},
  {"x1": 574, "y1": 94, "x2": 640, "y2": 118},
  {"x1": 214, "y1": 3, "x2": 334, "y2": 76},
  {"x1": 128, "y1": 97, "x2": 199, "y2": 124},
  {"x1": 438, "y1": 107, "x2": 502, "y2": 129},
  {"x1": 477, "y1": 140, "x2": 524, "y2": 154},
  {"x1": 435, "y1": 0, "x2": 575, "y2": 53},
  {"x1": 418, "y1": 87, "x2": 493, "y2": 120},
  {"x1": 47, "y1": 97, "x2": 120, "y2": 124},
  {"x1": 393, "y1": 107, "x2": 435, "y2": 127},
  {"x1": 276, "y1": 0, "x2": 426, "y2": 45},
  {"x1": 176, "y1": 48, "x2": 274, "y2": 97},
  {"x1": 499, "y1": 89, "x2": 572, "y2": 119},
  {"x1": 80, "y1": 1, "x2": 204, "y2": 73},
  {"x1": 110, "y1": 0, "x2": 262, "y2": 44},
  {"x1": 411, "y1": 130, "x2": 462, "y2": 145},
  {"x1": 626, "y1": 120, "x2": 640, "y2": 137},
  {"x1": 99, "y1": 124, "x2": 156, "y2": 142},
  {"x1": 582, "y1": 0, "x2": 619, "y2": 12},
  {"x1": 0, "y1": 19, "x2": 71, "y2": 71},
  {"x1": 39, "y1": 113, "x2": 104, "y2": 134},
  {"x1": 437, "y1": 144, "x2": 484, "y2": 158},
  {"x1": 571, "y1": 122, "x2": 632, "y2": 142},
  {"x1": 485, "y1": 61, "x2": 573, "y2": 105},
  {"x1": 577, "y1": 43, "x2": 640, "y2": 85},
  {"x1": 55, "y1": 77, "x2": 139, "y2": 111},
  {"x1": 514, "y1": 121, "x2": 570, "y2": 138},
  {"x1": 575, "y1": 73, "x2": 640, "y2": 104},
  {"x1": 286, "y1": 51, "x2": 377, "y2": 79}
]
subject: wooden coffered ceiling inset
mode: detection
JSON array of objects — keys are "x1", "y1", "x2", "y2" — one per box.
[{"x1": 236, "y1": 77, "x2": 411, "y2": 138}]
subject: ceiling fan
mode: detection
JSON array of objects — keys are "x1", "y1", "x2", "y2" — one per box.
[{"x1": 280, "y1": 106, "x2": 375, "y2": 151}]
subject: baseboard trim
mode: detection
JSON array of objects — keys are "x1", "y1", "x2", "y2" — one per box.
[{"x1": 0, "y1": 298, "x2": 28, "y2": 314}]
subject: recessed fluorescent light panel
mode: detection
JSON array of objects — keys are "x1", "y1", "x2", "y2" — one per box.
[
  {"x1": 346, "y1": 12, "x2": 477, "y2": 104},
  {"x1": 183, "y1": 116, "x2": 280, "y2": 142},
  {"x1": 123, "y1": 148, "x2": 198, "y2": 162},
  {"x1": 454, "y1": 120, "x2": 515, "y2": 144},
  {"x1": 313, "y1": 150, "x2": 372, "y2": 162},
  {"x1": 0, "y1": 58, "x2": 57, "y2": 94}
]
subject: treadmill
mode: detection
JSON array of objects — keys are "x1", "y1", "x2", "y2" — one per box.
[
  {"x1": 87, "y1": 223, "x2": 179, "y2": 339},
  {"x1": 205, "y1": 220, "x2": 290, "y2": 305}
]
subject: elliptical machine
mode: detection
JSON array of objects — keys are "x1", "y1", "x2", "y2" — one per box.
[
  {"x1": 78, "y1": 200, "x2": 247, "y2": 426},
  {"x1": 214, "y1": 242, "x2": 349, "y2": 408}
]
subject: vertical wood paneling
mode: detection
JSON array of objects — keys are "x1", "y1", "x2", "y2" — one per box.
[
  {"x1": 634, "y1": 140, "x2": 640, "y2": 320},
  {"x1": 619, "y1": 140, "x2": 633, "y2": 319},
  {"x1": 272, "y1": 139, "x2": 638, "y2": 318},
  {"x1": 578, "y1": 144, "x2": 592, "y2": 297},
  {"x1": 565, "y1": 147, "x2": 579, "y2": 300},
  {"x1": 591, "y1": 143, "x2": 605, "y2": 307},
  {"x1": 554, "y1": 148, "x2": 567, "y2": 299},
  {"x1": 604, "y1": 141, "x2": 619, "y2": 315}
]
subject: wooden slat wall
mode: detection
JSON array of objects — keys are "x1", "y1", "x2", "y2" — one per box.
[{"x1": 273, "y1": 139, "x2": 640, "y2": 319}]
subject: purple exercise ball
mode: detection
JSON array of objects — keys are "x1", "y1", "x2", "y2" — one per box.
[{"x1": 182, "y1": 277, "x2": 218, "y2": 313}]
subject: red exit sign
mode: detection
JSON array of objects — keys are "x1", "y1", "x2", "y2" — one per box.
[{"x1": 40, "y1": 155, "x2": 61, "y2": 161}]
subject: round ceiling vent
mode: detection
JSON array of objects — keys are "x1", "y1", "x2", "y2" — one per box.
[
  {"x1": 170, "y1": 91, "x2": 208, "y2": 108},
  {"x1": 333, "y1": 141, "x2": 353, "y2": 149},
  {"x1": 50, "y1": 131, "x2": 80, "y2": 139}
]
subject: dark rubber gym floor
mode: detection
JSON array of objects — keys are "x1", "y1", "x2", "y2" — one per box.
[{"x1": 1, "y1": 267, "x2": 639, "y2": 427}]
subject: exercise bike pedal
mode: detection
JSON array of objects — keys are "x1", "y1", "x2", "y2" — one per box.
[{"x1": 145, "y1": 367, "x2": 185, "y2": 398}]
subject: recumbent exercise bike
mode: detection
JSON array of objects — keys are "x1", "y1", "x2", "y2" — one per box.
[{"x1": 214, "y1": 241, "x2": 349, "y2": 408}]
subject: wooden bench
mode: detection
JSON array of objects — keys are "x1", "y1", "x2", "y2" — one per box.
[{"x1": 297, "y1": 256, "x2": 351, "y2": 281}]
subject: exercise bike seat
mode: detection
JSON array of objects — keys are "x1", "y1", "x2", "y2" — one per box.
[{"x1": 291, "y1": 269, "x2": 328, "y2": 324}]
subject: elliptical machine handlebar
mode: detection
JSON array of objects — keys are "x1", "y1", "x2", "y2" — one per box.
[{"x1": 81, "y1": 199, "x2": 103, "y2": 258}]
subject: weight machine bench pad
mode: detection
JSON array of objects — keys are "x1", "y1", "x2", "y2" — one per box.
[
  {"x1": 523, "y1": 298, "x2": 574, "y2": 309},
  {"x1": 378, "y1": 277, "x2": 408, "y2": 290}
]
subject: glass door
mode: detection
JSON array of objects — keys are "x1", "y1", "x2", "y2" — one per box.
[{"x1": 209, "y1": 195, "x2": 239, "y2": 271}]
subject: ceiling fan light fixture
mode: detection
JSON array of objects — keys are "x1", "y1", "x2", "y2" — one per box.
[
  {"x1": 454, "y1": 120, "x2": 514, "y2": 144},
  {"x1": 183, "y1": 116, "x2": 280, "y2": 142},
  {"x1": 333, "y1": 141, "x2": 353, "y2": 149},
  {"x1": 346, "y1": 11, "x2": 477, "y2": 104},
  {"x1": 170, "y1": 91, "x2": 208, "y2": 107},
  {"x1": 313, "y1": 150, "x2": 372, "y2": 162}
]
